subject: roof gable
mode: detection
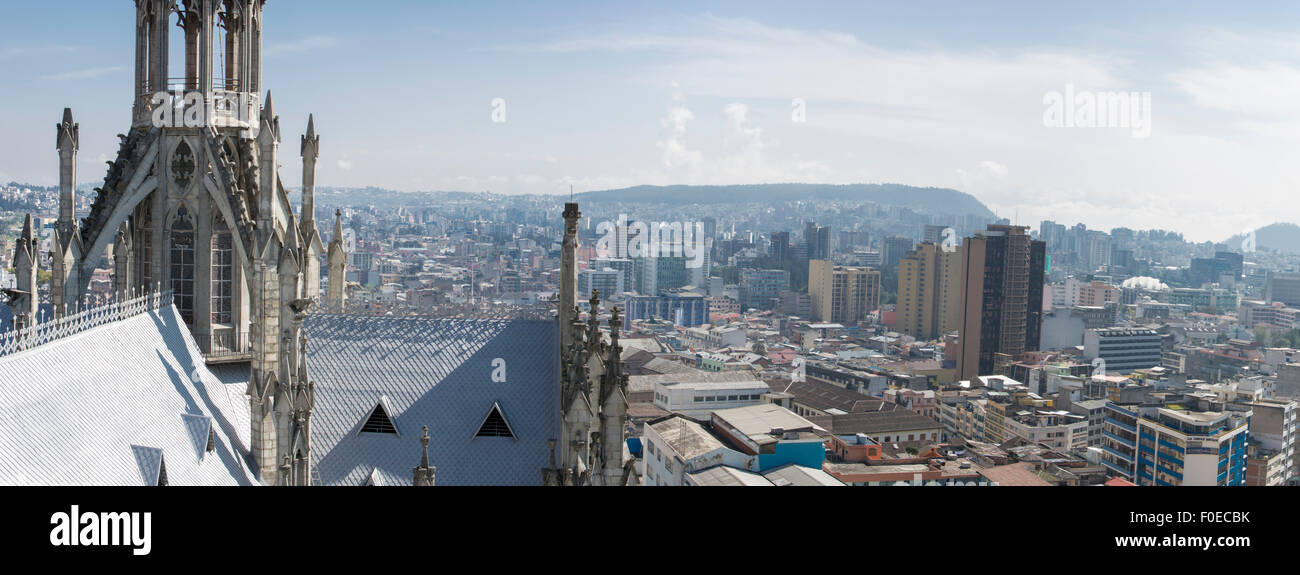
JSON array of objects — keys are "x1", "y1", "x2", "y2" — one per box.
[{"x1": 304, "y1": 315, "x2": 560, "y2": 486}]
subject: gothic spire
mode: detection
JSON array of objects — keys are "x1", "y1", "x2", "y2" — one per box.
[{"x1": 300, "y1": 114, "x2": 319, "y2": 227}]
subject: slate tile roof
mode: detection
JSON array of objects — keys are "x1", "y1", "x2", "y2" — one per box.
[
  {"x1": 304, "y1": 315, "x2": 560, "y2": 486},
  {"x1": 0, "y1": 305, "x2": 258, "y2": 485}
]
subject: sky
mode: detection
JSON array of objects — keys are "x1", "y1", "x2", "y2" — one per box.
[{"x1": 2, "y1": 0, "x2": 1300, "y2": 242}]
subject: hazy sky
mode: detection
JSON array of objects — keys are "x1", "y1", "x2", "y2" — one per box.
[{"x1": 2, "y1": 0, "x2": 1300, "y2": 241}]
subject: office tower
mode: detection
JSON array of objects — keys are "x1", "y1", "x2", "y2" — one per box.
[
  {"x1": 739, "y1": 268, "x2": 790, "y2": 311},
  {"x1": 1083, "y1": 230, "x2": 1111, "y2": 271},
  {"x1": 809, "y1": 260, "x2": 880, "y2": 324},
  {"x1": 839, "y1": 229, "x2": 870, "y2": 252},
  {"x1": 923, "y1": 224, "x2": 948, "y2": 245},
  {"x1": 592, "y1": 257, "x2": 634, "y2": 295},
  {"x1": 805, "y1": 222, "x2": 831, "y2": 261},
  {"x1": 769, "y1": 231, "x2": 791, "y2": 262},
  {"x1": 579, "y1": 268, "x2": 624, "y2": 300},
  {"x1": 1266, "y1": 272, "x2": 1300, "y2": 307},
  {"x1": 1039, "y1": 220, "x2": 1066, "y2": 252},
  {"x1": 637, "y1": 253, "x2": 690, "y2": 295},
  {"x1": 955, "y1": 225, "x2": 1046, "y2": 380},
  {"x1": 882, "y1": 235, "x2": 914, "y2": 271},
  {"x1": 702, "y1": 217, "x2": 717, "y2": 242},
  {"x1": 688, "y1": 238, "x2": 713, "y2": 288},
  {"x1": 897, "y1": 242, "x2": 962, "y2": 340}
]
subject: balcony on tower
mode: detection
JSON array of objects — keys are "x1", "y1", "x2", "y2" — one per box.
[{"x1": 131, "y1": 0, "x2": 265, "y2": 133}]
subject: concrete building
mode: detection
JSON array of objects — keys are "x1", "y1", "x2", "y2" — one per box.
[
  {"x1": 578, "y1": 267, "x2": 623, "y2": 300},
  {"x1": 1067, "y1": 399, "x2": 1109, "y2": 446},
  {"x1": 809, "y1": 259, "x2": 880, "y2": 324},
  {"x1": 642, "y1": 414, "x2": 758, "y2": 486},
  {"x1": 683, "y1": 324, "x2": 747, "y2": 349},
  {"x1": 805, "y1": 222, "x2": 831, "y2": 261},
  {"x1": 1240, "y1": 299, "x2": 1300, "y2": 330},
  {"x1": 709, "y1": 404, "x2": 827, "y2": 472},
  {"x1": 882, "y1": 235, "x2": 914, "y2": 271},
  {"x1": 739, "y1": 268, "x2": 790, "y2": 311},
  {"x1": 828, "y1": 410, "x2": 944, "y2": 449},
  {"x1": 1084, "y1": 327, "x2": 1163, "y2": 374},
  {"x1": 591, "y1": 257, "x2": 634, "y2": 295},
  {"x1": 651, "y1": 379, "x2": 772, "y2": 419},
  {"x1": 623, "y1": 287, "x2": 709, "y2": 328},
  {"x1": 1265, "y1": 271, "x2": 1300, "y2": 307},
  {"x1": 1245, "y1": 398, "x2": 1297, "y2": 485},
  {"x1": 1100, "y1": 393, "x2": 1250, "y2": 486},
  {"x1": 768, "y1": 231, "x2": 790, "y2": 262},
  {"x1": 1002, "y1": 410, "x2": 1090, "y2": 451},
  {"x1": 955, "y1": 225, "x2": 1046, "y2": 380},
  {"x1": 897, "y1": 241, "x2": 962, "y2": 340}
]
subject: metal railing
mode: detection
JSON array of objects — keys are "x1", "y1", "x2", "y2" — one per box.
[
  {"x1": 195, "y1": 329, "x2": 251, "y2": 360},
  {"x1": 1, "y1": 290, "x2": 173, "y2": 357}
]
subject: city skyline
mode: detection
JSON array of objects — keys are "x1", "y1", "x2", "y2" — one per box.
[{"x1": 3, "y1": 1, "x2": 1300, "y2": 241}]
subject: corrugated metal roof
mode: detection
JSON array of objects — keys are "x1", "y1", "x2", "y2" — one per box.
[
  {"x1": 0, "y1": 305, "x2": 258, "y2": 486},
  {"x1": 304, "y1": 315, "x2": 560, "y2": 486},
  {"x1": 761, "y1": 463, "x2": 845, "y2": 486}
]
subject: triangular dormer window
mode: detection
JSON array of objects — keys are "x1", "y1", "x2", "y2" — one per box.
[
  {"x1": 474, "y1": 402, "x2": 516, "y2": 439},
  {"x1": 359, "y1": 396, "x2": 399, "y2": 436}
]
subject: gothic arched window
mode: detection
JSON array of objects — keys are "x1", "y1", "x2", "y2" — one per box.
[
  {"x1": 170, "y1": 207, "x2": 195, "y2": 324},
  {"x1": 136, "y1": 201, "x2": 154, "y2": 291},
  {"x1": 211, "y1": 215, "x2": 233, "y2": 326}
]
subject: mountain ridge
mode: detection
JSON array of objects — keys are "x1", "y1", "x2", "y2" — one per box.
[{"x1": 575, "y1": 183, "x2": 996, "y2": 219}]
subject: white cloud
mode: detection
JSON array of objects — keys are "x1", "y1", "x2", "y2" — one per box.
[
  {"x1": 266, "y1": 36, "x2": 339, "y2": 57},
  {"x1": 656, "y1": 82, "x2": 703, "y2": 172},
  {"x1": 337, "y1": 159, "x2": 353, "y2": 171},
  {"x1": 40, "y1": 66, "x2": 125, "y2": 81},
  {"x1": 501, "y1": 16, "x2": 1299, "y2": 240}
]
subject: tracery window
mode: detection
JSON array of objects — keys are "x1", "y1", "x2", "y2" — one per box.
[
  {"x1": 170, "y1": 207, "x2": 195, "y2": 324},
  {"x1": 211, "y1": 215, "x2": 233, "y2": 325}
]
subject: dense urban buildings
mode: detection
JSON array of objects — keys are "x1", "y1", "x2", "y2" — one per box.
[{"x1": 4, "y1": 2, "x2": 1300, "y2": 501}]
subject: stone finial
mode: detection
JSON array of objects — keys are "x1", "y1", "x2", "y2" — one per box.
[
  {"x1": 56, "y1": 108, "x2": 78, "y2": 152},
  {"x1": 413, "y1": 425, "x2": 435, "y2": 486}
]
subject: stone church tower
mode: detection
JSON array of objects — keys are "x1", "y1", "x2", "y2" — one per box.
[
  {"x1": 1, "y1": 0, "x2": 322, "y2": 486},
  {"x1": 544, "y1": 203, "x2": 632, "y2": 486}
]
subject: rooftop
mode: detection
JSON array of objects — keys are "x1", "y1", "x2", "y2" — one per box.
[
  {"x1": 830, "y1": 409, "x2": 939, "y2": 435},
  {"x1": 713, "y1": 404, "x2": 821, "y2": 443},
  {"x1": 649, "y1": 416, "x2": 728, "y2": 459},
  {"x1": 978, "y1": 462, "x2": 1053, "y2": 486},
  {"x1": 304, "y1": 314, "x2": 561, "y2": 486},
  {"x1": 685, "y1": 465, "x2": 773, "y2": 486},
  {"x1": 0, "y1": 303, "x2": 257, "y2": 486}
]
